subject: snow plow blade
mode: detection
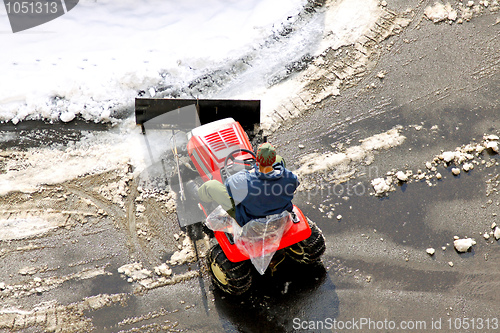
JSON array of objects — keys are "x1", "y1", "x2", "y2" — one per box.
[{"x1": 135, "y1": 98, "x2": 260, "y2": 132}]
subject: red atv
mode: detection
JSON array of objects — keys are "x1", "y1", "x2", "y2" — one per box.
[{"x1": 136, "y1": 99, "x2": 325, "y2": 295}]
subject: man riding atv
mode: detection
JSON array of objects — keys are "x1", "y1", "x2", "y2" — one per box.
[
  {"x1": 197, "y1": 143, "x2": 299, "y2": 227},
  {"x1": 135, "y1": 100, "x2": 325, "y2": 295}
]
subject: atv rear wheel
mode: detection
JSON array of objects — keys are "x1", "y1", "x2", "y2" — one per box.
[
  {"x1": 206, "y1": 244, "x2": 253, "y2": 295},
  {"x1": 286, "y1": 219, "x2": 325, "y2": 264}
]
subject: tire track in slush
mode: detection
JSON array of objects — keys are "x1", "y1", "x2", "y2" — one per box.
[{"x1": 62, "y1": 183, "x2": 146, "y2": 258}]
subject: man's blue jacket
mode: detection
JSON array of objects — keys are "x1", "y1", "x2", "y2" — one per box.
[{"x1": 225, "y1": 164, "x2": 299, "y2": 226}]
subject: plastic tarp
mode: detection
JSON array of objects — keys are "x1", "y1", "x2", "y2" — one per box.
[{"x1": 205, "y1": 206, "x2": 292, "y2": 274}]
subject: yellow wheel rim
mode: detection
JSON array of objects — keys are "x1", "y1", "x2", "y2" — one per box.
[
  {"x1": 211, "y1": 262, "x2": 228, "y2": 285},
  {"x1": 289, "y1": 243, "x2": 305, "y2": 255}
]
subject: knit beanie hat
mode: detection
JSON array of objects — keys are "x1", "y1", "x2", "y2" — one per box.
[{"x1": 256, "y1": 143, "x2": 277, "y2": 167}]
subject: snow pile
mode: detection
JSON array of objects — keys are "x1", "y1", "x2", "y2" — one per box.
[
  {"x1": 169, "y1": 235, "x2": 196, "y2": 265},
  {"x1": 118, "y1": 263, "x2": 153, "y2": 283},
  {"x1": 484, "y1": 134, "x2": 499, "y2": 152},
  {"x1": 0, "y1": 0, "x2": 307, "y2": 124},
  {"x1": 453, "y1": 237, "x2": 476, "y2": 252},
  {"x1": 154, "y1": 263, "x2": 172, "y2": 277},
  {"x1": 462, "y1": 162, "x2": 474, "y2": 172},
  {"x1": 257, "y1": 0, "x2": 405, "y2": 131},
  {"x1": 0, "y1": 119, "x2": 146, "y2": 196},
  {"x1": 360, "y1": 127, "x2": 407, "y2": 151},
  {"x1": 371, "y1": 177, "x2": 393, "y2": 195},
  {"x1": 118, "y1": 261, "x2": 198, "y2": 290},
  {"x1": 396, "y1": 171, "x2": 409, "y2": 182},
  {"x1": 296, "y1": 126, "x2": 405, "y2": 176},
  {"x1": 0, "y1": 0, "x2": 396, "y2": 133},
  {"x1": 424, "y1": 1, "x2": 500, "y2": 24},
  {"x1": 440, "y1": 150, "x2": 475, "y2": 164},
  {"x1": 0, "y1": 218, "x2": 59, "y2": 240},
  {"x1": 424, "y1": 2, "x2": 458, "y2": 22}
]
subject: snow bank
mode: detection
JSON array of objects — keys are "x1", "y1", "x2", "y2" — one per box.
[
  {"x1": 257, "y1": 0, "x2": 385, "y2": 131},
  {"x1": 0, "y1": 0, "x2": 306, "y2": 124},
  {"x1": 1, "y1": 0, "x2": 390, "y2": 132}
]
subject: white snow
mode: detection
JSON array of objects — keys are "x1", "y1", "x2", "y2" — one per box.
[
  {"x1": 453, "y1": 237, "x2": 476, "y2": 252},
  {"x1": 0, "y1": 0, "x2": 385, "y2": 129},
  {"x1": 462, "y1": 162, "x2": 474, "y2": 172},
  {"x1": 0, "y1": 218, "x2": 59, "y2": 241},
  {"x1": 484, "y1": 134, "x2": 500, "y2": 141},
  {"x1": 118, "y1": 262, "x2": 152, "y2": 282},
  {"x1": 0, "y1": 120, "x2": 146, "y2": 196},
  {"x1": 169, "y1": 235, "x2": 196, "y2": 265},
  {"x1": 371, "y1": 177, "x2": 392, "y2": 195},
  {"x1": 440, "y1": 150, "x2": 474, "y2": 164},
  {"x1": 154, "y1": 263, "x2": 172, "y2": 277},
  {"x1": 297, "y1": 127, "x2": 405, "y2": 176},
  {"x1": 494, "y1": 227, "x2": 500, "y2": 240},
  {"x1": 396, "y1": 171, "x2": 408, "y2": 182},
  {"x1": 442, "y1": 151, "x2": 456, "y2": 163},
  {"x1": 0, "y1": 0, "x2": 306, "y2": 123},
  {"x1": 486, "y1": 141, "x2": 499, "y2": 153},
  {"x1": 424, "y1": 2, "x2": 458, "y2": 22}
]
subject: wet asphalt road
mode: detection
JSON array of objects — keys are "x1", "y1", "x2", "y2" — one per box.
[
  {"x1": 94, "y1": 4, "x2": 499, "y2": 331},
  {"x1": 1, "y1": 1, "x2": 499, "y2": 332},
  {"x1": 265, "y1": 2, "x2": 500, "y2": 332}
]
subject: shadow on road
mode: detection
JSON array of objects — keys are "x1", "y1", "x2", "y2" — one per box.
[{"x1": 213, "y1": 260, "x2": 338, "y2": 333}]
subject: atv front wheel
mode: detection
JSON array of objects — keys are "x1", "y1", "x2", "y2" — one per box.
[
  {"x1": 286, "y1": 219, "x2": 325, "y2": 264},
  {"x1": 206, "y1": 244, "x2": 253, "y2": 295}
]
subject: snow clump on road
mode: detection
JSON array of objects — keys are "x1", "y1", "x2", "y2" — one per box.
[
  {"x1": 453, "y1": 237, "x2": 476, "y2": 252},
  {"x1": 424, "y1": 1, "x2": 499, "y2": 24},
  {"x1": 371, "y1": 178, "x2": 393, "y2": 195},
  {"x1": 424, "y1": 2, "x2": 458, "y2": 22}
]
